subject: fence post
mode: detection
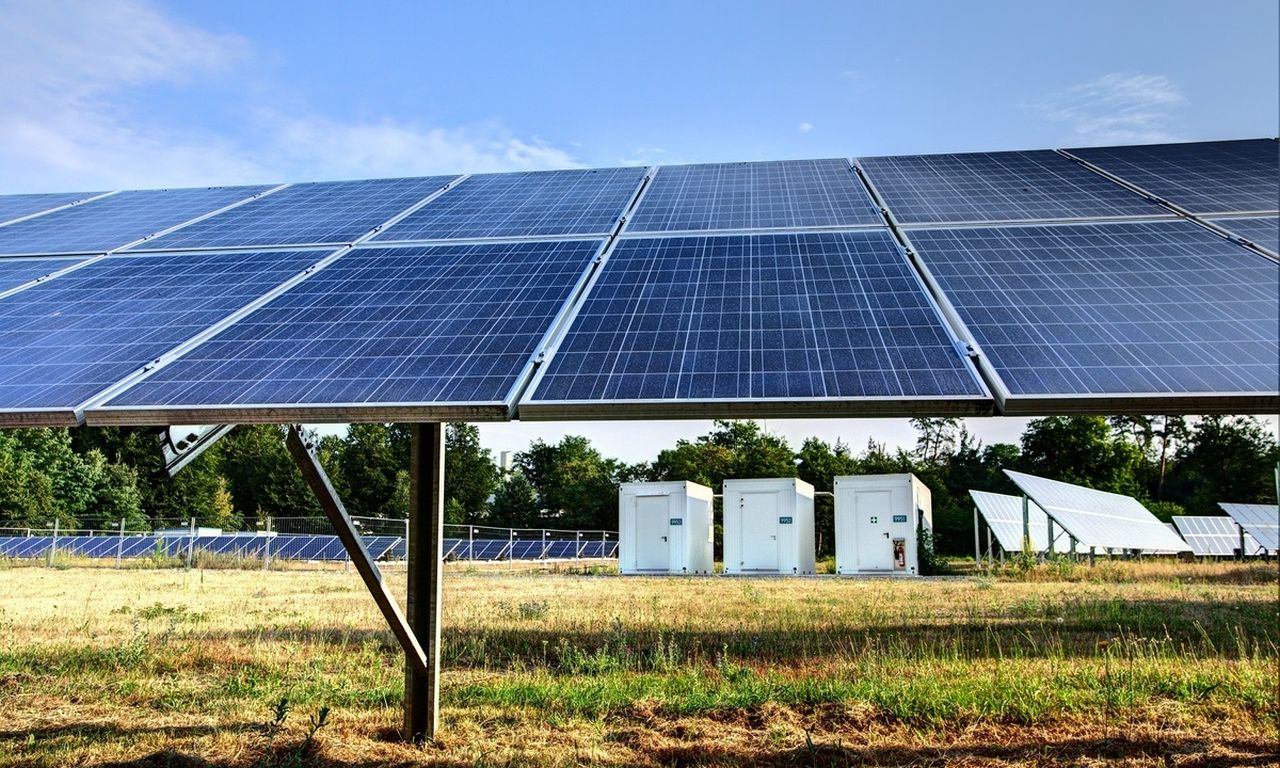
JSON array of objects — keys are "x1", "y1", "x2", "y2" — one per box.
[
  {"x1": 404, "y1": 517, "x2": 410, "y2": 561},
  {"x1": 509, "y1": 529, "x2": 515, "y2": 566},
  {"x1": 263, "y1": 517, "x2": 272, "y2": 570},
  {"x1": 576, "y1": 531, "x2": 582, "y2": 560},
  {"x1": 186, "y1": 517, "x2": 195, "y2": 569},
  {"x1": 116, "y1": 519, "x2": 125, "y2": 569},
  {"x1": 601, "y1": 530, "x2": 607, "y2": 559},
  {"x1": 541, "y1": 529, "x2": 547, "y2": 560},
  {"x1": 468, "y1": 526, "x2": 474, "y2": 562},
  {"x1": 47, "y1": 519, "x2": 58, "y2": 567}
]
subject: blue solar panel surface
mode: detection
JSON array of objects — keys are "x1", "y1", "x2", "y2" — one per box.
[
  {"x1": 373, "y1": 167, "x2": 644, "y2": 241},
  {"x1": 1069, "y1": 139, "x2": 1280, "y2": 214},
  {"x1": 1211, "y1": 216, "x2": 1279, "y2": 254},
  {"x1": 908, "y1": 220, "x2": 1280, "y2": 397},
  {"x1": 133, "y1": 176, "x2": 458, "y2": 250},
  {"x1": 0, "y1": 257, "x2": 86, "y2": 293},
  {"x1": 0, "y1": 186, "x2": 271, "y2": 256},
  {"x1": 0, "y1": 192, "x2": 102, "y2": 224},
  {"x1": 626, "y1": 159, "x2": 883, "y2": 232},
  {"x1": 529, "y1": 231, "x2": 984, "y2": 404},
  {"x1": 103, "y1": 240, "x2": 604, "y2": 410},
  {"x1": 858, "y1": 150, "x2": 1164, "y2": 224},
  {"x1": 0, "y1": 250, "x2": 318, "y2": 411}
]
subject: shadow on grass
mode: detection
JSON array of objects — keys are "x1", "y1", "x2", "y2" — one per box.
[{"x1": 0, "y1": 723, "x2": 226, "y2": 742}]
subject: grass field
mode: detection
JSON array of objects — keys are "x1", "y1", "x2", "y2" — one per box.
[{"x1": 0, "y1": 560, "x2": 1276, "y2": 766}]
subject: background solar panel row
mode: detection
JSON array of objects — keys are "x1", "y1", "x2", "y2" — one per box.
[
  {"x1": 0, "y1": 256, "x2": 88, "y2": 294},
  {"x1": 525, "y1": 231, "x2": 987, "y2": 412},
  {"x1": 0, "y1": 191, "x2": 103, "y2": 225},
  {"x1": 1209, "y1": 216, "x2": 1279, "y2": 255},
  {"x1": 1171, "y1": 515, "x2": 1263, "y2": 557},
  {"x1": 0, "y1": 250, "x2": 319, "y2": 418},
  {"x1": 1068, "y1": 139, "x2": 1280, "y2": 215},
  {"x1": 626, "y1": 159, "x2": 883, "y2": 232},
  {"x1": 131, "y1": 176, "x2": 459, "y2": 251},
  {"x1": 0, "y1": 186, "x2": 272, "y2": 256},
  {"x1": 908, "y1": 220, "x2": 1279, "y2": 405},
  {"x1": 857, "y1": 150, "x2": 1165, "y2": 225},
  {"x1": 374, "y1": 167, "x2": 645, "y2": 241},
  {"x1": 95, "y1": 240, "x2": 605, "y2": 420},
  {"x1": 970, "y1": 490, "x2": 1069, "y2": 554},
  {"x1": 1218, "y1": 503, "x2": 1279, "y2": 551}
]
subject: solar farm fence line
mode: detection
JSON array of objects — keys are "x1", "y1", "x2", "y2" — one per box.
[{"x1": 0, "y1": 517, "x2": 618, "y2": 567}]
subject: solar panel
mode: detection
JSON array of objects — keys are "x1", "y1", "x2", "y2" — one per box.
[
  {"x1": 969, "y1": 490, "x2": 1069, "y2": 553},
  {"x1": 626, "y1": 159, "x2": 883, "y2": 232},
  {"x1": 1003, "y1": 470, "x2": 1191, "y2": 552},
  {"x1": 91, "y1": 240, "x2": 606, "y2": 423},
  {"x1": 1171, "y1": 515, "x2": 1262, "y2": 557},
  {"x1": 523, "y1": 231, "x2": 989, "y2": 417},
  {"x1": 131, "y1": 176, "x2": 459, "y2": 251},
  {"x1": 0, "y1": 186, "x2": 272, "y2": 256},
  {"x1": 1068, "y1": 139, "x2": 1280, "y2": 215},
  {"x1": 0, "y1": 257, "x2": 87, "y2": 294},
  {"x1": 857, "y1": 150, "x2": 1165, "y2": 225},
  {"x1": 907, "y1": 220, "x2": 1279, "y2": 410},
  {"x1": 0, "y1": 250, "x2": 319, "y2": 423},
  {"x1": 1210, "y1": 216, "x2": 1279, "y2": 255},
  {"x1": 0, "y1": 191, "x2": 103, "y2": 225},
  {"x1": 1218, "y1": 502, "x2": 1279, "y2": 551},
  {"x1": 372, "y1": 167, "x2": 644, "y2": 241}
]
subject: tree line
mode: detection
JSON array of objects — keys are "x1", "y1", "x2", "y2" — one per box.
[{"x1": 0, "y1": 416, "x2": 1276, "y2": 555}]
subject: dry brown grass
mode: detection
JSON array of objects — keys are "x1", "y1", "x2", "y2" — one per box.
[{"x1": 0, "y1": 561, "x2": 1276, "y2": 767}]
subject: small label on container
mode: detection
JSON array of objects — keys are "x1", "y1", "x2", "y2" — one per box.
[
  {"x1": 893, "y1": 514, "x2": 908, "y2": 523},
  {"x1": 779, "y1": 516, "x2": 793, "y2": 524},
  {"x1": 669, "y1": 518, "x2": 683, "y2": 525}
]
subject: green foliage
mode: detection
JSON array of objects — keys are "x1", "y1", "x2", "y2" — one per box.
[
  {"x1": 330, "y1": 423, "x2": 408, "y2": 518},
  {"x1": 653, "y1": 420, "x2": 796, "y2": 492},
  {"x1": 1144, "y1": 500, "x2": 1185, "y2": 522},
  {"x1": 490, "y1": 471, "x2": 540, "y2": 528},
  {"x1": 1018, "y1": 416, "x2": 1143, "y2": 496},
  {"x1": 445, "y1": 423, "x2": 499, "y2": 523},
  {"x1": 217, "y1": 425, "x2": 320, "y2": 520},
  {"x1": 511, "y1": 435, "x2": 622, "y2": 529},
  {"x1": 1166, "y1": 416, "x2": 1279, "y2": 513}
]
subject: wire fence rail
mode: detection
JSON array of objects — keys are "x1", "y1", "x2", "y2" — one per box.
[{"x1": 0, "y1": 518, "x2": 618, "y2": 568}]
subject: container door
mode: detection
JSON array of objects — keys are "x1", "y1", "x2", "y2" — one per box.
[
  {"x1": 634, "y1": 495, "x2": 670, "y2": 571},
  {"x1": 856, "y1": 490, "x2": 894, "y2": 570},
  {"x1": 739, "y1": 491, "x2": 780, "y2": 571}
]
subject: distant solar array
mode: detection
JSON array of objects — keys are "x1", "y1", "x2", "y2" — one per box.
[
  {"x1": 1171, "y1": 515, "x2": 1263, "y2": 557},
  {"x1": 1218, "y1": 503, "x2": 1279, "y2": 552},
  {"x1": 0, "y1": 138, "x2": 1272, "y2": 427},
  {"x1": 970, "y1": 490, "x2": 1068, "y2": 554}
]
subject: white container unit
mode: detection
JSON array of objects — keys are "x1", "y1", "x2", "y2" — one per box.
[
  {"x1": 723, "y1": 478, "x2": 816, "y2": 574},
  {"x1": 618, "y1": 481, "x2": 714, "y2": 575},
  {"x1": 834, "y1": 474, "x2": 932, "y2": 575}
]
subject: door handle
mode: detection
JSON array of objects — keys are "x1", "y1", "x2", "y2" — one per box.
[{"x1": 661, "y1": 536, "x2": 667, "y2": 542}]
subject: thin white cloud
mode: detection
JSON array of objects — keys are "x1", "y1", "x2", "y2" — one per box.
[
  {"x1": 1034, "y1": 73, "x2": 1186, "y2": 145},
  {"x1": 616, "y1": 146, "x2": 668, "y2": 167},
  {"x1": 0, "y1": 0, "x2": 580, "y2": 191},
  {"x1": 798, "y1": 122, "x2": 813, "y2": 134}
]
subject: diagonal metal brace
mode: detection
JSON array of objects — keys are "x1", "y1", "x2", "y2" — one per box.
[{"x1": 285, "y1": 425, "x2": 430, "y2": 675}]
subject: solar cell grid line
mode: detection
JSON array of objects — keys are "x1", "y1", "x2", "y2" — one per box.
[
  {"x1": 625, "y1": 159, "x2": 883, "y2": 233},
  {"x1": 1208, "y1": 216, "x2": 1279, "y2": 257},
  {"x1": 1217, "y1": 502, "x2": 1279, "y2": 551},
  {"x1": 903, "y1": 220, "x2": 1280, "y2": 414},
  {"x1": 1065, "y1": 139, "x2": 1280, "y2": 215},
  {"x1": 1172, "y1": 515, "x2": 1263, "y2": 557},
  {"x1": 855, "y1": 150, "x2": 1167, "y2": 225},
  {"x1": 131, "y1": 175, "x2": 461, "y2": 251},
  {"x1": 0, "y1": 185, "x2": 274, "y2": 256},
  {"x1": 372, "y1": 166, "x2": 646, "y2": 241},
  {"x1": 0, "y1": 257, "x2": 88, "y2": 295},
  {"x1": 0, "y1": 191, "x2": 107, "y2": 226},
  {"x1": 0, "y1": 249, "x2": 322, "y2": 426},
  {"x1": 92, "y1": 239, "x2": 608, "y2": 424},
  {"x1": 522, "y1": 230, "x2": 991, "y2": 418}
]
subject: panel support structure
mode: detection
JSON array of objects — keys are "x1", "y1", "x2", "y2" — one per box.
[{"x1": 405, "y1": 423, "x2": 446, "y2": 743}]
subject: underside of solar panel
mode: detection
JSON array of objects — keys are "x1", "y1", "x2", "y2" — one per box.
[{"x1": 0, "y1": 137, "x2": 1274, "y2": 426}]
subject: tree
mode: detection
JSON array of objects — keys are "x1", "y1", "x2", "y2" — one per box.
[
  {"x1": 217, "y1": 425, "x2": 320, "y2": 522},
  {"x1": 796, "y1": 437, "x2": 858, "y2": 555},
  {"x1": 1017, "y1": 416, "x2": 1142, "y2": 496},
  {"x1": 489, "y1": 472, "x2": 540, "y2": 528},
  {"x1": 1165, "y1": 416, "x2": 1279, "y2": 514},
  {"x1": 444, "y1": 424, "x2": 498, "y2": 524},
  {"x1": 333, "y1": 424, "x2": 408, "y2": 518},
  {"x1": 512, "y1": 436, "x2": 622, "y2": 529},
  {"x1": 911, "y1": 417, "x2": 961, "y2": 466}
]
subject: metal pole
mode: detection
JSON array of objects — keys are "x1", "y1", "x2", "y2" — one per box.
[
  {"x1": 264, "y1": 517, "x2": 272, "y2": 570},
  {"x1": 973, "y1": 507, "x2": 981, "y2": 567},
  {"x1": 576, "y1": 531, "x2": 582, "y2": 559},
  {"x1": 1238, "y1": 523, "x2": 1246, "y2": 561},
  {"x1": 509, "y1": 529, "x2": 515, "y2": 565},
  {"x1": 468, "y1": 525, "x2": 474, "y2": 562},
  {"x1": 1046, "y1": 517, "x2": 1055, "y2": 562},
  {"x1": 1021, "y1": 495, "x2": 1031, "y2": 555},
  {"x1": 404, "y1": 423, "x2": 445, "y2": 743},
  {"x1": 186, "y1": 517, "x2": 195, "y2": 569},
  {"x1": 541, "y1": 529, "x2": 547, "y2": 560},
  {"x1": 116, "y1": 519, "x2": 125, "y2": 569},
  {"x1": 986, "y1": 526, "x2": 994, "y2": 569},
  {"x1": 47, "y1": 519, "x2": 58, "y2": 567},
  {"x1": 1088, "y1": 546, "x2": 1096, "y2": 567},
  {"x1": 602, "y1": 530, "x2": 607, "y2": 559}
]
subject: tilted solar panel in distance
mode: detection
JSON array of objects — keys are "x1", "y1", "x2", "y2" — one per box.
[
  {"x1": 1003, "y1": 470, "x2": 1191, "y2": 553},
  {"x1": 523, "y1": 231, "x2": 990, "y2": 418},
  {"x1": 0, "y1": 191, "x2": 103, "y2": 225},
  {"x1": 372, "y1": 167, "x2": 645, "y2": 241},
  {"x1": 1171, "y1": 515, "x2": 1262, "y2": 557},
  {"x1": 907, "y1": 220, "x2": 1280, "y2": 413},
  {"x1": 92, "y1": 240, "x2": 607, "y2": 424},
  {"x1": 0, "y1": 186, "x2": 272, "y2": 256},
  {"x1": 131, "y1": 176, "x2": 459, "y2": 250},
  {"x1": 0, "y1": 250, "x2": 320, "y2": 425},
  {"x1": 1218, "y1": 503, "x2": 1279, "y2": 551},
  {"x1": 626, "y1": 159, "x2": 883, "y2": 232},
  {"x1": 0, "y1": 257, "x2": 87, "y2": 294},
  {"x1": 856, "y1": 150, "x2": 1165, "y2": 225},
  {"x1": 1210, "y1": 216, "x2": 1279, "y2": 255},
  {"x1": 969, "y1": 490, "x2": 1068, "y2": 554},
  {"x1": 1068, "y1": 139, "x2": 1280, "y2": 215}
]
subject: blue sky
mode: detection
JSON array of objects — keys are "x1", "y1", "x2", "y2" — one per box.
[{"x1": 0, "y1": 0, "x2": 1276, "y2": 459}]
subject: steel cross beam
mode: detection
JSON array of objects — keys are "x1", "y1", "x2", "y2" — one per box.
[{"x1": 284, "y1": 425, "x2": 434, "y2": 708}]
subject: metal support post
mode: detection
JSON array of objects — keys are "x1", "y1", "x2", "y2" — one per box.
[
  {"x1": 1238, "y1": 524, "x2": 1246, "y2": 561},
  {"x1": 601, "y1": 530, "x2": 607, "y2": 558},
  {"x1": 985, "y1": 526, "x2": 994, "y2": 568},
  {"x1": 509, "y1": 529, "x2": 515, "y2": 565},
  {"x1": 468, "y1": 526, "x2": 474, "y2": 561},
  {"x1": 973, "y1": 507, "x2": 981, "y2": 567},
  {"x1": 576, "y1": 531, "x2": 582, "y2": 559},
  {"x1": 47, "y1": 519, "x2": 58, "y2": 567},
  {"x1": 1046, "y1": 517, "x2": 1055, "y2": 562},
  {"x1": 116, "y1": 519, "x2": 125, "y2": 569},
  {"x1": 264, "y1": 517, "x2": 272, "y2": 570},
  {"x1": 1021, "y1": 495, "x2": 1031, "y2": 556},
  {"x1": 404, "y1": 423, "x2": 445, "y2": 743},
  {"x1": 1088, "y1": 546, "x2": 1096, "y2": 567},
  {"x1": 541, "y1": 529, "x2": 547, "y2": 560},
  {"x1": 284, "y1": 425, "x2": 434, "y2": 741},
  {"x1": 186, "y1": 517, "x2": 195, "y2": 569}
]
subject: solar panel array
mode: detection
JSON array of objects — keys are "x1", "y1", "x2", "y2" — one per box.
[
  {"x1": 0, "y1": 138, "x2": 1271, "y2": 426},
  {"x1": 1210, "y1": 216, "x2": 1279, "y2": 255},
  {"x1": 1218, "y1": 503, "x2": 1279, "y2": 551},
  {"x1": 1171, "y1": 515, "x2": 1263, "y2": 557},
  {"x1": 0, "y1": 191, "x2": 103, "y2": 225},
  {"x1": 970, "y1": 490, "x2": 1069, "y2": 554},
  {"x1": 1003, "y1": 470, "x2": 1191, "y2": 552}
]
